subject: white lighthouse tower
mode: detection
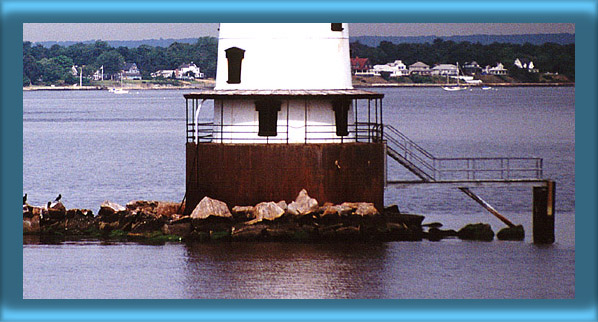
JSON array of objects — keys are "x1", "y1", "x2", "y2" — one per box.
[{"x1": 184, "y1": 23, "x2": 385, "y2": 211}]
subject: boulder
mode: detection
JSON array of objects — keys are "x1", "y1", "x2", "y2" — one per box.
[
  {"x1": 64, "y1": 212, "x2": 95, "y2": 234},
  {"x1": 287, "y1": 189, "x2": 319, "y2": 216},
  {"x1": 231, "y1": 205, "x2": 256, "y2": 222},
  {"x1": 130, "y1": 213, "x2": 167, "y2": 234},
  {"x1": 458, "y1": 223, "x2": 494, "y2": 241},
  {"x1": 190, "y1": 197, "x2": 232, "y2": 220},
  {"x1": 23, "y1": 215, "x2": 40, "y2": 234},
  {"x1": 497, "y1": 225, "x2": 525, "y2": 241},
  {"x1": 253, "y1": 201, "x2": 285, "y2": 222},
  {"x1": 231, "y1": 224, "x2": 268, "y2": 241},
  {"x1": 422, "y1": 222, "x2": 443, "y2": 228},
  {"x1": 384, "y1": 212, "x2": 425, "y2": 227},
  {"x1": 386, "y1": 222, "x2": 423, "y2": 241},
  {"x1": 98, "y1": 201, "x2": 127, "y2": 221},
  {"x1": 47, "y1": 202, "x2": 67, "y2": 220},
  {"x1": 126, "y1": 200, "x2": 158, "y2": 213},
  {"x1": 322, "y1": 204, "x2": 353, "y2": 217},
  {"x1": 276, "y1": 200, "x2": 288, "y2": 212},
  {"x1": 162, "y1": 222, "x2": 192, "y2": 237},
  {"x1": 354, "y1": 203, "x2": 379, "y2": 216},
  {"x1": 384, "y1": 204, "x2": 401, "y2": 214},
  {"x1": 426, "y1": 227, "x2": 458, "y2": 241},
  {"x1": 126, "y1": 200, "x2": 183, "y2": 218}
]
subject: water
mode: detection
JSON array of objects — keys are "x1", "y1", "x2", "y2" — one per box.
[{"x1": 22, "y1": 87, "x2": 575, "y2": 299}]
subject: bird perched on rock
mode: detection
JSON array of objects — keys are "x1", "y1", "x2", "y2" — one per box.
[
  {"x1": 54, "y1": 194, "x2": 62, "y2": 202},
  {"x1": 23, "y1": 193, "x2": 27, "y2": 205}
]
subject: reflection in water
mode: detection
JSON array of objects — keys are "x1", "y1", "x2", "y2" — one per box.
[{"x1": 183, "y1": 242, "x2": 387, "y2": 299}]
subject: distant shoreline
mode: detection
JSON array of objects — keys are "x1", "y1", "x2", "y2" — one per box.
[{"x1": 23, "y1": 82, "x2": 575, "y2": 91}]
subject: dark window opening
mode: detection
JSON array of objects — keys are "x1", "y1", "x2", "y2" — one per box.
[
  {"x1": 331, "y1": 23, "x2": 343, "y2": 31},
  {"x1": 255, "y1": 100, "x2": 282, "y2": 137},
  {"x1": 333, "y1": 100, "x2": 350, "y2": 136},
  {"x1": 225, "y1": 47, "x2": 245, "y2": 84}
]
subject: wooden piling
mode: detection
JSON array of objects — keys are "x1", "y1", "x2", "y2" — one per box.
[{"x1": 533, "y1": 180, "x2": 555, "y2": 244}]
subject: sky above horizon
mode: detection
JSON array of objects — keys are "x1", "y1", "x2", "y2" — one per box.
[{"x1": 23, "y1": 23, "x2": 574, "y2": 42}]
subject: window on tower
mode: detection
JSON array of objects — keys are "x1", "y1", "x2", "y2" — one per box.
[
  {"x1": 225, "y1": 47, "x2": 245, "y2": 84},
  {"x1": 255, "y1": 99, "x2": 282, "y2": 137},
  {"x1": 333, "y1": 99, "x2": 350, "y2": 136},
  {"x1": 331, "y1": 23, "x2": 343, "y2": 31}
]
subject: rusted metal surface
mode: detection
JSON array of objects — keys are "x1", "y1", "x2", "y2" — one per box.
[
  {"x1": 533, "y1": 180, "x2": 556, "y2": 244},
  {"x1": 459, "y1": 187, "x2": 516, "y2": 228},
  {"x1": 185, "y1": 142, "x2": 385, "y2": 214}
]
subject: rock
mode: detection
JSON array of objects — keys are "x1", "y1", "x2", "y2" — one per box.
[
  {"x1": 458, "y1": 223, "x2": 494, "y2": 241},
  {"x1": 231, "y1": 224, "x2": 268, "y2": 241},
  {"x1": 47, "y1": 202, "x2": 67, "y2": 220},
  {"x1": 126, "y1": 200, "x2": 158, "y2": 213},
  {"x1": 426, "y1": 227, "x2": 457, "y2": 241},
  {"x1": 384, "y1": 212, "x2": 425, "y2": 227},
  {"x1": 23, "y1": 215, "x2": 40, "y2": 234},
  {"x1": 422, "y1": 222, "x2": 443, "y2": 228},
  {"x1": 287, "y1": 189, "x2": 319, "y2": 216},
  {"x1": 126, "y1": 200, "x2": 183, "y2": 218},
  {"x1": 157, "y1": 201, "x2": 183, "y2": 216},
  {"x1": 98, "y1": 201, "x2": 126, "y2": 220},
  {"x1": 190, "y1": 197, "x2": 232, "y2": 220},
  {"x1": 497, "y1": 225, "x2": 525, "y2": 241},
  {"x1": 340, "y1": 202, "x2": 360, "y2": 211},
  {"x1": 162, "y1": 222, "x2": 192, "y2": 237},
  {"x1": 276, "y1": 200, "x2": 288, "y2": 212},
  {"x1": 322, "y1": 204, "x2": 353, "y2": 217},
  {"x1": 231, "y1": 205, "x2": 255, "y2": 222},
  {"x1": 384, "y1": 204, "x2": 401, "y2": 214},
  {"x1": 253, "y1": 201, "x2": 285, "y2": 221},
  {"x1": 386, "y1": 222, "x2": 423, "y2": 241},
  {"x1": 66, "y1": 208, "x2": 94, "y2": 219},
  {"x1": 354, "y1": 203, "x2": 379, "y2": 216},
  {"x1": 130, "y1": 213, "x2": 167, "y2": 234}
]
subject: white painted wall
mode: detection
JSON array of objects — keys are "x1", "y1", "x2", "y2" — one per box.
[
  {"x1": 215, "y1": 23, "x2": 353, "y2": 90},
  {"x1": 213, "y1": 99, "x2": 355, "y2": 143}
]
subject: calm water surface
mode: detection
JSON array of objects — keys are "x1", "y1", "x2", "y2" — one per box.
[{"x1": 22, "y1": 87, "x2": 575, "y2": 299}]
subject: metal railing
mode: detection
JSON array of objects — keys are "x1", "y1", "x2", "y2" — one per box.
[
  {"x1": 383, "y1": 124, "x2": 543, "y2": 181},
  {"x1": 187, "y1": 122, "x2": 384, "y2": 144}
]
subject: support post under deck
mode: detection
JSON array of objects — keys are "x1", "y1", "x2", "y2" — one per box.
[{"x1": 533, "y1": 180, "x2": 556, "y2": 244}]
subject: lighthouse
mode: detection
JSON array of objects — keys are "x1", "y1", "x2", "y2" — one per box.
[{"x1": 184, "y1": 23, "x2": 385, "y2": 212}]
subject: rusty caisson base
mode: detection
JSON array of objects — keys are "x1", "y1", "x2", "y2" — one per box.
[{"x1": 185, "y1": 142, "x2": 386, "y2": 214}]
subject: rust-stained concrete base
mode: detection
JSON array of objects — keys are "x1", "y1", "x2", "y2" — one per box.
[{"x1": 185, "y1": 142, "x2": 385, "y2": 214}]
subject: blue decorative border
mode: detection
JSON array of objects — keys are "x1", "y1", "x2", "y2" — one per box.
[{"x1": 2, "y1": 0, "x2": 596, "y2": 321}]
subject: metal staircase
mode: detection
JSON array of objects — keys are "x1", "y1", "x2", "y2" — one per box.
[
  {"x1": 383, "y1": 124, "x2": 543, "y2": 183},
  {"x1": 382, "y1": 124, "x2": 545, "y2": 227}
]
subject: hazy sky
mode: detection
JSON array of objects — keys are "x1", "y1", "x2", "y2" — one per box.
[{"x1": 23, "y1": 23, "x2": 574, "y2": 42}]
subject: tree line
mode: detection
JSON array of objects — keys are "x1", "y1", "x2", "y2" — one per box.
[
  {"x1": 23, "y1": 37, "x2": 574, "y2": 86},
  {"x1": 350, "y1": 38, "x2": 575, "y2": 80},
  {"x1": 23, "y1": 37, "x2": 218, "y2": 86}
]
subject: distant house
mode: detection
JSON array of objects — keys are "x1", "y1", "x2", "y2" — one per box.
[
  {"x1": 92, "y1": 66, "x2": 104, "y2": 81},
  {"x1": 350, "y1": 57, "x2": 372, "y2": 75},
  {"x1": 151, "y1": 70, "x2": 176, "y2": 79},
  {"x1": 177, "y1": 62, "x2": 204, "y2": 79},
  {"x1": 514, "y1": 58, "x2": 539, "y2": 73},
  {"x1": 462, "y1": 61, "x2": 482, "y2": 75},
  {"x1": 408, "y1": 62, "x2": 431, "y2": 75},
  {"x1": 431, "y1": 64, "x2": 459, "y2": 76},
  {"x1": 372, "y1": 60, "x2": 409, "y2": 77},
  {"x1": 484, "y1": 63, "x2": 509, "y2": 76},
  {"x1": 122, "y1": 62, "x2": 141, "y2": 80}
]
